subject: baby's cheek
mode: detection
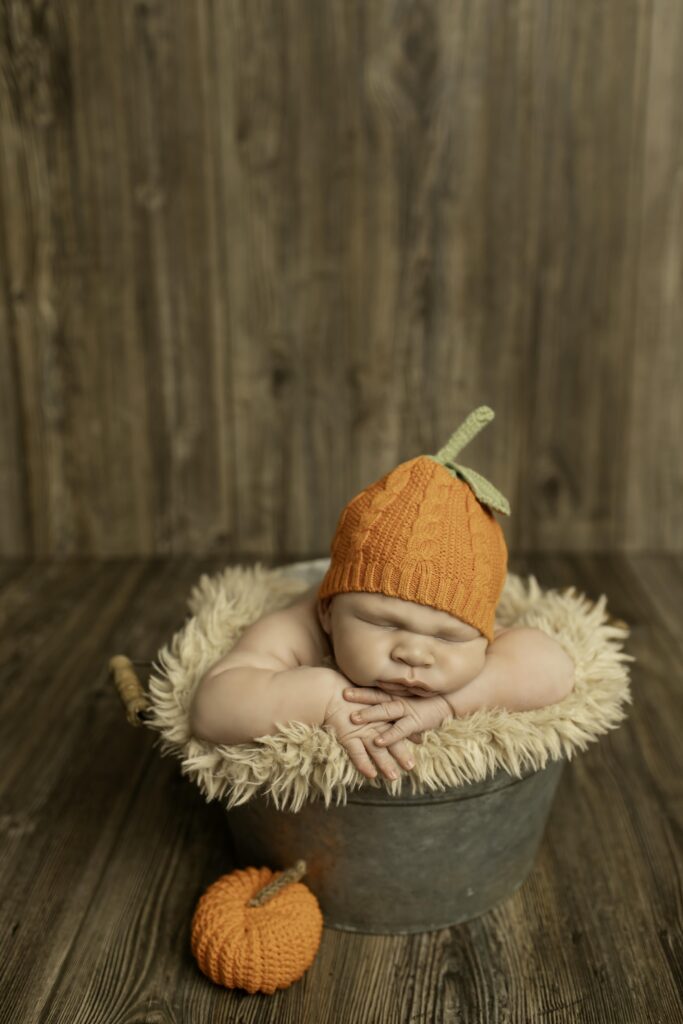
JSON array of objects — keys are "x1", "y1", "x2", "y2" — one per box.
[
  {"x1": 334, "y1": 646, "x2": 373, "y2": 685},
  {"x1": 445, "y1": 652, "x2": 482, "y2": 686}
]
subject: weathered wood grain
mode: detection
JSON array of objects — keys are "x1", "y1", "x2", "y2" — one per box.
[
  {"x1": 0, "y1": 556, "x2": 680, "y2": 1023},
  {"x1": 0, "y1": 1, "x2": 681, "y2": 558},
  {"x1": 0, "y1": 558, "x2": 226, "y2": 1023}
]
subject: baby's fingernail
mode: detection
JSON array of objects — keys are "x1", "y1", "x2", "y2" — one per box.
[
  {"x1": 388, "y1": 770, "x2": 398, "y2": 779},
  {"x1": 406, "y1": 760, "x2": 415, "y2": 769},
  {"x1": 375, "y1": 738, "x2": 384, "y2": 745}
]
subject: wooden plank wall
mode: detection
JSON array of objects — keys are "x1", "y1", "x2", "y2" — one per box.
[{"x1": 0, "y1": 0, "x2": 681, "y2": 559}]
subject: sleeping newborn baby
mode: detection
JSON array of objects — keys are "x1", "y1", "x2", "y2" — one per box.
[
  {"x1": 190, "y1": 407, "x2": 575, "y2": 781},
  {"x1": 190, "y1": 581, "x2": 575, "y2": 781}
]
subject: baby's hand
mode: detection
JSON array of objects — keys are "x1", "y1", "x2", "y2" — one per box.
[
  {"x1": 343, "y1": 687, "x2": 453, "y2": 747},
  {"x1": 342, "y1": 686, "x2": 427, "y2": 745},
  {"x1": 323, "y1": 676, "x2": 418, "y2": 781}
]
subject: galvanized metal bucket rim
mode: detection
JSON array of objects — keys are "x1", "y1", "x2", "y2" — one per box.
[
  {"x1": 254, "y1": 760, "x2": 563, "y2": 810},
  {"x1": 345, "y1": 761, "x2": 559, "y2": 806}
]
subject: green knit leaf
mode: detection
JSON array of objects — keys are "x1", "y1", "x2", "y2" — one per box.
[
  {"x1": 429, "y1": 405, "x2": 511, "y2": 515},
  {"x1": 444, "y1": 462, "x2": 511, "y2": 516}
]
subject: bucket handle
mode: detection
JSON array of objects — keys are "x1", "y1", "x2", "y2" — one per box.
[{"x1": 109, "y1": 655, "x2": 152, "y2": 727}]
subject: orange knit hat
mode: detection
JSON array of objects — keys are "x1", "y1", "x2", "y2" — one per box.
[{"x1": 317, "y1": 406, "x2": 511, "y2": 643}]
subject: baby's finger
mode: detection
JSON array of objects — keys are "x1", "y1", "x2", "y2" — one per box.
[
  {"x1": 373, "y1": 717, "x2": 418, "y2": 747},
  {"x1": 408, "y1": 732, "x2": 424, "y2": 744},
  {"x1": 343, "y1": 687, "x2": 392, "y2": 705},
  {"x1": 385, "y1": 736, "x2": 417, "y2": 771},
  {"x1": 342, "y1": 736, "x2": 379, "y2": 779},
  {"x1": 349, "y1": 699, "x2": 406, "y2": 725},
  {"x1": 364, "y1": 738, "x2": 403, "y2": 781}
]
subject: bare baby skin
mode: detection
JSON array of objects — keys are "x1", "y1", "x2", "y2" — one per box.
[{"x1": 189, "y1": 584, "x2": 575, "y2": 781}]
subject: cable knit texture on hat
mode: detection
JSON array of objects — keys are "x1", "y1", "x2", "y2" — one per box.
[{"x1": 317, "y1": 455, "x2": 508, "y2": 643}]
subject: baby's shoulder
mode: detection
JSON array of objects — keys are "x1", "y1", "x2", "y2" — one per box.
[
  {"x1": 204, "y1": 600, "x2": 326, "y2": 679},
  {"x1": 238, "y1": 596, "x2": 327, "y2": 667},
  {"x1": 276, "y1": 598, "x2": 328, "y2": 667}
]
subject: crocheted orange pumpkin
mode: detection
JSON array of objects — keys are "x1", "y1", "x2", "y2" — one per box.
[{"x1": 190, "y1": 860, "x2": 323, "y2": 994}]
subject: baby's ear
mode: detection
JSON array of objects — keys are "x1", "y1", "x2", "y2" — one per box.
[{"x1": 317, "y1": 597, "x2": 332, "y2": 634}]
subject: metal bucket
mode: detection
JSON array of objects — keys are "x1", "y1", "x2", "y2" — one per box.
[{"x1": 227, "y1": 758, "x2": 565, "y2": 934}]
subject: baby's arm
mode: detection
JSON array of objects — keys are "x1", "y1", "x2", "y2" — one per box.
[
  {"x1": 190, "y1": 663, "x2": 416, "y2": 780},
  {"x1": 190, "y1": 663, "x2": 339, "y2": 746},
  {"x1": 189, "y1": 606, "x2": 338, "y2": 744},
  {"x1": 188, "y1": 608, "x2": 415, "y2": 779},
  {"x1": 461, "y1": 626, "x2": 576, "y2": 714}
]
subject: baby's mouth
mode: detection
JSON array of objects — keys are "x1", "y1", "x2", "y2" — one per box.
[{"x1": 381, "y1": 679, "x2": 431, "y2": 695}]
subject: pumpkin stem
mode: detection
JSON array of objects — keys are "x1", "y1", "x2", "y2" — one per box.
[
  {"x1": 432, "y1": 405, "x2": 494, "y2": 465},
  {"x1": 248, "y1": 859, "x2": 307, "y2": 906}
]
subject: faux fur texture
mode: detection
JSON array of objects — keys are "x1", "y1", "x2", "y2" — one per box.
[{"x1": 145, "y1": 559, "x2": 634, "y2": 812}]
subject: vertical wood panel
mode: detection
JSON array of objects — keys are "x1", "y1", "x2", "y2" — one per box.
[
  {"x1": 511, "y1": 0, "x2": 653, "y2": 552},
  {"x1": 625, "y1": 0, "x2": 683, "y2": 553},
  {"x1": 0, "y1": 0, "x2": 680, "y2": 557}
]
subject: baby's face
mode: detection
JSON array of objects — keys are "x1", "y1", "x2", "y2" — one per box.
[{"x1": 318, "y1": 591, "x2": 488, "y2": 697}]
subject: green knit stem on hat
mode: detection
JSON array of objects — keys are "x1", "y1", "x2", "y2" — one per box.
[{"x1": 427, "y1": 405, "x2": 511, "y2": 516}]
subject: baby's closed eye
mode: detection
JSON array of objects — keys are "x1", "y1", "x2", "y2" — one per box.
[{"x1": 357, "y1": 618, "x2": 469, "y2": 644}]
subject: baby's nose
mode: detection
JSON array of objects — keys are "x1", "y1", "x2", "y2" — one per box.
[{"x1": 392, "y1": 641, "x2": 435, "y2": 667}]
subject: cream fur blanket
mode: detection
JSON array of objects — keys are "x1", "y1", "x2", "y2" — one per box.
[{"x1": 146, "y1": 559, "x2": 634, "y2": 812}]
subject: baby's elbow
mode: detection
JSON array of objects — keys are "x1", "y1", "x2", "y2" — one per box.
[
  {"x1": 523, "y1": 629, "x2": 576, "y2": 703},
  {"x1": 189, "y1": 709, "x2": 212, "y2": 744},
  {"x1": 189, "y1": 675, "x2": 221, "y2": 743},
  {"x1": 553, "y1": 647, "x2": 576, "y2": 702}
]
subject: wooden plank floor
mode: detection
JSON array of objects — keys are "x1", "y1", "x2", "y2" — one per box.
[{"x1": 0, "y1": 555, "x2": 681, "y2": 1024}]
